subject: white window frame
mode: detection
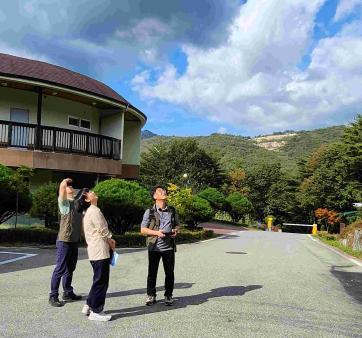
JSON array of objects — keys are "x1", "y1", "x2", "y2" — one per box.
[
  {"x1": 79, "y1": 118, "x2": 91, "y2": 131},
  {"x1": 68, "y1": 115, "x2": 80, "y2": 128}
]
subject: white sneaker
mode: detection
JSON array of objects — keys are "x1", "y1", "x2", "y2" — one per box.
[
  {"x1": 88, "y1": 311, "x2": 112, "y2": 321},
  {"x1": 81, "y1": 304, "x2": 90, "y2": 316}
]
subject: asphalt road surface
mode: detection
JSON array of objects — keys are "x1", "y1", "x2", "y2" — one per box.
[{"x1": 0, "y1": 231, "x2": 361, "y2": 337}]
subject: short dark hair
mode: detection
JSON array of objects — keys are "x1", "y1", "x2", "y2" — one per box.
[{"x1": 150, "y1": 185, "x2": 167, "y2": 200}]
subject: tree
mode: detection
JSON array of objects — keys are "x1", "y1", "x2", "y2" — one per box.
[
  {"x1": 183, "y1": 196, "x2": 214, "y2": 228},
  {"x1": 140, "y1": 139, "x2": 226, "y2": 192},
  {"x1": 299, "y1": 144, "x2": 360, "y2": 212},
  {"x1": 167, "y1": 183, "x2": 213, "y2": 228},
  {"x1": 0, "y1": 165, "x2": 32, "y2": 225},
  {"x1": 343, "y1": 114, "x2": 362, "y2": 182},
  {"x1": 93, "y1": 179, "x2": 152, "y2": 234},
  {"x1": 314, "y1": 208, "x2": 341, "y2": 233},
  {"x1": 30, "y1": 183, "x2": 58, "y2": 228},
  {"x1": 228, "y1": 168, "x2": 248, "y2": 194},
  {"x1": 225, "y1": 192, "x2": 253, "y2": 223},
  {"x1": 198, "y1": 187, "x2": 225, "y2": 213},
  {"x1": 267, "y1": 176, "x2": 304, "y2": 224},
  {"x1": 244, "y1": 161, "x2": 282, "y2": 220}
]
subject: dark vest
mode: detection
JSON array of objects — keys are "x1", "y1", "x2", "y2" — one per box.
[
  {"x1": 146, "y1": 205, "x2": 177, "y2": 252},
  {"x1": 57, "y1": 200, "x2": 82, "y2": 243}
]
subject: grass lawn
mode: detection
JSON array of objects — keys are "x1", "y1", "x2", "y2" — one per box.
[{"x1": 315, "y1": 233, "x2": 362, "y2": 260}]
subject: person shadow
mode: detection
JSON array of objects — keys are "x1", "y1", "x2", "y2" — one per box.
[
  {"x1": 106, "y1": 282, "x2": 195, "y2": 299},
  {"x1": 105, "y1": 284, "x2": 262, "y2": 321}
]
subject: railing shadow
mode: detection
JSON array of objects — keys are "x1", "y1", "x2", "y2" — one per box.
[{"x1": 105, "y1": 284, "x2": 262, "y2": 320}]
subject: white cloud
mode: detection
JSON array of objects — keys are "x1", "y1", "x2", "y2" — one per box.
[
  {"x1": 132, "y1": 0, "x2": 362, "y2": 133},
  {"x1": 116, "y1": 18, "x2": 171, "y2": 44},
  {"x1": 217, "y1": 127, "x2": 227, "y2": 134},
  {"x1": 0, "y1": 43, "x2": 50, "y2": 63},
  {"x1": 334, "y1": 0, "x2": 361, "y2": 22}
]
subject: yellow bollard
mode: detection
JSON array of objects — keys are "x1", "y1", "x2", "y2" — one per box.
[
  {"x1": 312, "y1": 223, "x2": 317, "y2": 235},
  {"x1": 267, "y1": 217, "x2": 273, "y2": 232}
]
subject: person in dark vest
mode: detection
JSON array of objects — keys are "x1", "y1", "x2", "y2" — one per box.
[
  {"x1": 49, "y1": 178, "x2": 83, "y2": 307},
  {"x1": 141, "y1": 185, "x2": 180, "y2": 306}
]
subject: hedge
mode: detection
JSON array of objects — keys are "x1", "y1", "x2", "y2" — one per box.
[{"x1": 0, "y1": 227, "x2": 215, "y2": 247}]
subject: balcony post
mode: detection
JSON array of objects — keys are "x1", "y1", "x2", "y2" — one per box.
[{"x1": 35, "y1": 87, "x2": 43, "y2": 150}]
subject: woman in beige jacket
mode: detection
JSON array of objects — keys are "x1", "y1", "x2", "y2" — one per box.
[{"x1": 78, "y1": 189, "x2": 116, "y2": 322}]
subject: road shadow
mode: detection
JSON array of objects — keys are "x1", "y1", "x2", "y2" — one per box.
[
  {"x1": 107, "y1": 282, "x2": 195, "y2": 299},
  {"x1": 331, "y1": 266, "x2": 362, "y2": 304},
  {"x1": 225, "y1": 251, "x2": 247, "y2": 255},
  {"x1": 218, "y1": 235, "x2": 240, "y2": 239},
  {"x1": 105, "y1": 284, "x2": 262, "y2": 321}
]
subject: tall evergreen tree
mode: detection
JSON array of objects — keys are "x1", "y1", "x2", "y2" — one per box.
[{"x1": 140, "y1": 139, "x2": 226, "y2": 192}]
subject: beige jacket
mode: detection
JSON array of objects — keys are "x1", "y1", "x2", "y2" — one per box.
[{"x1": 83, "y1": 204, "x2": 112, "y2": 261}]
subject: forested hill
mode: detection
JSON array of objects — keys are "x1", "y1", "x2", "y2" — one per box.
[{"x1": 141, "y1": 125, "x2": 346, "y2": 174}]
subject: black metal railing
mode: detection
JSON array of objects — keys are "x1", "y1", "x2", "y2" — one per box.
[{"x1": 0, "y1": 120, "x2": 121, "y2": 160}]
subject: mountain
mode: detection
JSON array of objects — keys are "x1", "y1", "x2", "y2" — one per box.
[
  {"x1": 141, "y1": 125, "x2": 346, "y2": 175},
  {"x1": 141, "y1": 130, "x2": 159, "y2": 139}
]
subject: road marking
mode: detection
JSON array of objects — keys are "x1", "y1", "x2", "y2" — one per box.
[
  {"x1": 0, "y1": 252, "x2": 38, "y2": 265},
  {"x1": 308, "y1": 235, "x2": 362, "y2": 267}
]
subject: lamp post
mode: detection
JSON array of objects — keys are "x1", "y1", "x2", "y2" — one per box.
[{"x1": 182, "y1": 173, "x2": 188, "y2": 188}]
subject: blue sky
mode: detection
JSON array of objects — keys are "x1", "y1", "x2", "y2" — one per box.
[{"x1": 0, "y1": 0, "x2": 361, "y2": 136}]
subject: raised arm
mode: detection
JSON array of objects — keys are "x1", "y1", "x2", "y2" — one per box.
[{"x1": 58, "y1": 178, "x2": 72, "y2": 201}]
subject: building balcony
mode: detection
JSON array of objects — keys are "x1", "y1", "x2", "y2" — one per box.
[
  {"x1": 0, "y1": 120, "x2": 124, "y2": 176},
  {"x1": 0, "y1": 120, "x2": 121, "y2": 159}
]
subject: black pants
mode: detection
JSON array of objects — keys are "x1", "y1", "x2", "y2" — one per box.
[
  {"x1": 50, "y1": 241, "x2": 78, "y2": 297},
  {"x1": 87, "y1": 258, "x2": 110, "y2": 313},
  {"x1": 147, "y1": 250, "x2": 175, "y2": 297}
]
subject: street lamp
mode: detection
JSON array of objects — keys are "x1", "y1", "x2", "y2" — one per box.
[{"x1": 182, "y1": 173, "x2": 189, "y2": 188}]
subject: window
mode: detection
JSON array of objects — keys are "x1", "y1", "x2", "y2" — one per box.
[
  {"x1": 68, "y1": 116, "x2": 79, "y2": 127},
  {"x1": 68, "y1": 116, "x2": 91, "y2": 130},
  {"x1": 80, "y1": 119, "x2": 91, "y2": 130}
]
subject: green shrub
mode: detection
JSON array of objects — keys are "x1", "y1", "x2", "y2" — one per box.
[
  {"x1": 30, "y1": 183, "x2": 58, "y2": 228},
  {"x1": 0, "y1": 227, "x2": 57, "y2": 244},
  {"x1": 0, "y1": 165, "x2": 32, "y2": 224},
  {"x1": 93, "y1": 179, "x2": 152, "y2": 234},
  {"x1": 183, "y1": 196, "x2": 214, "y2": 228},
  {"x1": 167, "y1": 184, "x2": 213, "y2": 228},
  {"x1": 225, "y1": 192, "x2": 253, "y2": 223},
  {"x1": 198, "y1": 187, "x2": 226, "y2": 213},
  {"x1": 0, "y1": 227, "x2": 214, "y2": 246}
]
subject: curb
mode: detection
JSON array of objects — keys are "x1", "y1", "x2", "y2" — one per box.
[{"x1": 308, "y1": 234, "x2": 362, "y2": 267}]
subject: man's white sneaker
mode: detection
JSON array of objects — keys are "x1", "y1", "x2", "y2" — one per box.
[
  {"x1": 81, "y1": 304, "x2": 90, "y2": 316},
  {"x1": 88, "y1": 311, "x2": 112, "y2": 321}
]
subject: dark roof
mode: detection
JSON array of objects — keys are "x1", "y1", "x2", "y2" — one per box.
[{"x1": 0, "y1": 53, "x2": 138, "y2": 111}]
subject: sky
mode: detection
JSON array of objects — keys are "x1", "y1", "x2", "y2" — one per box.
[{"x1": 0, "y1": 0, "x2": 361, "y2": 136}]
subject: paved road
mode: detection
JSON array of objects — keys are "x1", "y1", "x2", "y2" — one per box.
[
  {"x1": 0, "y1": 231, "x2": 361, "y2": 338},
  {"x1": 200, "y1": 222, "x2": 247, "y2": 234}
]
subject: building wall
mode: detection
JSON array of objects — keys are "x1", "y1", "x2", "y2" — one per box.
[
  {"x1": 0, "y1": 87, "x2": 37, "y2": 122},
  {"x1": 42, "y1": 94, "x2": 100, "y2": 133},
  {"x1": 122, "y1": 120, "x2": 141, "y2": 165},
  {"x1": 0, "y1": 86, "x2": 100, "y2": 133},
  {"x1": 101, "y1": 111, "x2": 123, "y2": 139}
]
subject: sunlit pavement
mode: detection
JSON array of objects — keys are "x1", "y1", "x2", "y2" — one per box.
[{"x1": 0, "y1": 231, "x2": 361, "y2": 338}]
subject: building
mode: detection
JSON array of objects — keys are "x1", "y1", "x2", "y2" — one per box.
[{"x1": 0, "y1": 53, "x2": 146, "y2": 188}]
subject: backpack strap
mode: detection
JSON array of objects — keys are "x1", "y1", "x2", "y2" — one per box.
[{"x1": 148, "y1": 206, "x2": 160, "y2": 230}]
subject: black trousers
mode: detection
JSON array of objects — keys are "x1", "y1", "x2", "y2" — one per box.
[
  {"x1": 147, "y1": 250, "x2": 175, "y2": 297},
  {"x1": 87, "y1": 258, "x2": 110, "y2": 313}
]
